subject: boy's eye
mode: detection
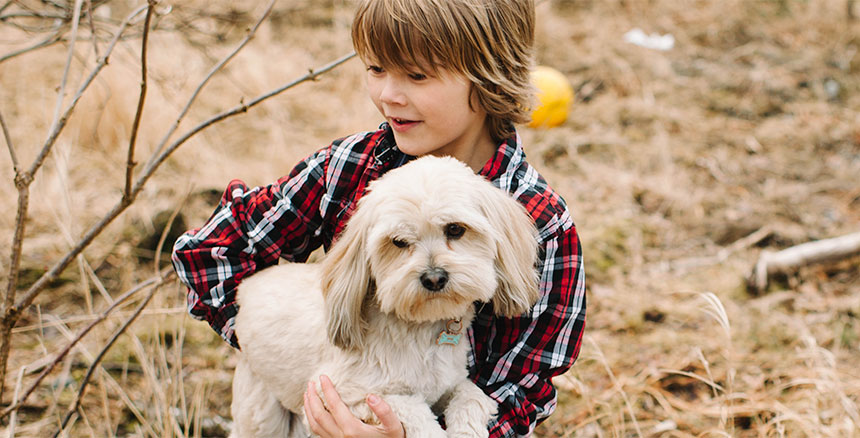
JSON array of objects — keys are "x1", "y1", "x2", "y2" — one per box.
[
  {"x1": 367, "y1": 65, "x2": 385, "y2": 75},
  {"x1": 408, "y1": 72, "x2": 427, "y2": 81}
]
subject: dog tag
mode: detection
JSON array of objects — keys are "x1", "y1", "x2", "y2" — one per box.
[
  {"x1": 436, "y1": 319, "x2": 462, "y2": 346},
  {"x1": 436, "y1": 331, "x2": 461, "y2": 346}
]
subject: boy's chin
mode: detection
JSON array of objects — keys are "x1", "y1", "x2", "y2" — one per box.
[{"x1": 391, "y1": 137, "x2": 435, "y2": 157}]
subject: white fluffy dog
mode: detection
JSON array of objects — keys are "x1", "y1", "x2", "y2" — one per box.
[{"x1": 231, "y1": 156, "x2": 540, "y2": 438}]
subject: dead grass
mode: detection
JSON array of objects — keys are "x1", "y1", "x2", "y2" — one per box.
[{"x1": 0, "y1": 0, "x2": 858, "y2": 436}]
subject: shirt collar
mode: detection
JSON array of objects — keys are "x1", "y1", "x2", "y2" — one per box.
[
  {"x1": 478, "y1": 130, "x2": 526, "y2": 181},
  {"x1": 372, "y1": 122, "x2": 525, "y2": 179},
  {"x1": 372, "y1": 122, "x2": 401, "y2": 168}
]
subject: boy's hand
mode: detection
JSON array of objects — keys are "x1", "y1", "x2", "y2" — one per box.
[{"x1": 304, "y1": 375, "x2": 406, "y2": 438}]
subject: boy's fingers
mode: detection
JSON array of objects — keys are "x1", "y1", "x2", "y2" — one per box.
[
  {"x1": 303, "y1": 391, "x2": 321, "y2": 433},
  {"x1": 318, "y1": 375, "x2": 362, "y2": 430},
  {"x1": 304, "y1": 381, "x2": 338, "y2": 436},
  {"x1": 367, "y1": 394, "x2": 404, "y2": 437}
]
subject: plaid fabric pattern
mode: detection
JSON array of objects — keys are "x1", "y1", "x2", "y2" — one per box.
[{"x1": 172, "y1": 124, "x2": 586, "y2": 437}]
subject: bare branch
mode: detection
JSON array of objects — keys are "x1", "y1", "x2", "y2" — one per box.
[
  {"x1": 25, "y1": 3, "x2": 149, "y2": 182},
  {"x1": 0, "y1": 3, "x2": 354, "y2": 406},
  {"x1": 124, "y1": 0, "x2": 156, "y2": 201},
  {"x1": 10, "y1": 50, "x2": 356, "y2": 337},
  {"x1": 0, "y1": 2, "x2": 150, "y2": 403},
  {"x1": 54, "y1": 275, "x2": 167, "y2": 437},
  {"x1": 0, "y1": 184, "x2": 29, "y2": 401},
  {"x1": 0, "y1": 270, "x2": 173, "y2": 419},
  {"x1": 146, "y1": 0, "x2": 277, "y2": 168}
]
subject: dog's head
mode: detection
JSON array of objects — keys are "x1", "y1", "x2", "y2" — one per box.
[{"x1": 321, "y1": 156, "x2": 540, "y2": 350}]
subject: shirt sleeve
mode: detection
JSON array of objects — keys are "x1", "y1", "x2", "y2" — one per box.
[
  {"x1": 477, "y1": 225, "x2": 586, "y2": 437},
  {"x1": 171, "y1": 148, "x2": 330, "y2": 348}
]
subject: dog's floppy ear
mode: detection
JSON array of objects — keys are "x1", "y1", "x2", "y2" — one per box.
[
  {"x1": 480, "y1": 184, "x2": 541, "y2": 317},
  {"x1": 321, "y1": 208, "x2": 373, "y2": 350}
]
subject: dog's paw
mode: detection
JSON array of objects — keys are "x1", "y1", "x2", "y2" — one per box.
[
  {"x1": 350, "y1": 402, "x2": 379, "y2": 425},
  {"x1": 442, "y1": 382, "x2": 497, "y2": 438}
]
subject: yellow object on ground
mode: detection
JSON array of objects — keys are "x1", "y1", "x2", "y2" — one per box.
[{"x1": 528, "y1": 66, "x2": 573, "y2": 128}]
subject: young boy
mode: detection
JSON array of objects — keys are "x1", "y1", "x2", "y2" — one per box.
[{"x1": 172, "y1": 0, "x2": 586, "y2": 436}]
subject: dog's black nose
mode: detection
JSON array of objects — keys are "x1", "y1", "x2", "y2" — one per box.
[{"x1": 420, "y1": 268, "x2": 448, "y2": 291}]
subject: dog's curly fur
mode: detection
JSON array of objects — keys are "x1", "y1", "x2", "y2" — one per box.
[{"x1": 231, "y1": 156, "x2": 540, "y2": 438}]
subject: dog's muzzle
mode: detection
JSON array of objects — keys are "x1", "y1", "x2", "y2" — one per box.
[{"x1": 420, "y1": 267, "x2": 448, "y2": 291}]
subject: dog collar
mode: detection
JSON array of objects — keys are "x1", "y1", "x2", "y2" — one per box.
[{"x1": 436, "y1": 319, "x2": 462, "y2": 346}]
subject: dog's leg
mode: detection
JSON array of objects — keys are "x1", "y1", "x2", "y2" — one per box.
[
  {"x1": 231, "y1": 356, "x2": 295, "y2": 438},
  {"x1": 442, "y1": 381, "x2": 498, "y2": 438},
  {"x1": 381, "y1": 394, "x2": 446, "y2": 438}
]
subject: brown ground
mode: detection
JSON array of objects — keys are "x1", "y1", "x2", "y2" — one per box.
[{"x1": 0, "y1": 0, "x2": 858, "y2": 436}]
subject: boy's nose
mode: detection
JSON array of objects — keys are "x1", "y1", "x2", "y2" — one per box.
[{"x1": 379, "y1": 78, "x2": 407, "y2": 105}]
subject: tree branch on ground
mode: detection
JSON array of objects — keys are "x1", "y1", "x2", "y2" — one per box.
[{"x1": 749, "y1": 231, "x2": 860, "y2": 293}]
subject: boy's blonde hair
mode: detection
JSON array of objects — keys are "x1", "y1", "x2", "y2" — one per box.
[{"x1": 352, "y1": 0, "x2": 535, "y2": 143}]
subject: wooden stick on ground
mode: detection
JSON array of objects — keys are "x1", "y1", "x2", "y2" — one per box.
[{"x1": 750, "y1": 231, "x2": 860, "y2": 293}]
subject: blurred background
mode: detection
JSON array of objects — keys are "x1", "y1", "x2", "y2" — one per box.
[{"x1": 0, "y1": 0, "x2": 858, "y2": 436}]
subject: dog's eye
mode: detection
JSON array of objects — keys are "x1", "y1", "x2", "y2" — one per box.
[
  {"x1": 444, "y1": 223, "x2": 465, "y2": 240},
  {"x1": 392, "y1": 238, "x2": 409, "y2": 248}
]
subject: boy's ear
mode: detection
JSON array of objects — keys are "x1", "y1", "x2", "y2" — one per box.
[{"x1": 320, "y1": 211, "x2": 372, "y2": 350}]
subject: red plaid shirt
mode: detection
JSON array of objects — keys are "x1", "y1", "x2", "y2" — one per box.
[{"x1": 172, "y1": 124, "x2": 586, "y2": 437}]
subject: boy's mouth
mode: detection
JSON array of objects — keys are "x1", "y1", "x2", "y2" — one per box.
[{"x1": 390, "y1": 117, "x2": 420, "y2": 130}]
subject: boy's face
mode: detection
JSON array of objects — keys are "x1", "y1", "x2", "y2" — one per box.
[{"x1": 365, "y1": 60, "x2": 494, "y2": 166}]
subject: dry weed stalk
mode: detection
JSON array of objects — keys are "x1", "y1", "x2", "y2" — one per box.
[
  {"x1": 0, "y1": 0, "x2": 355, "y2": 425},
  {"x1": 0, "y1": 269, "x2": 172, "y2": 419},
  {"x1": 53, "y1": 273, "x2": 167, "y2": 437},
  {"x1": 586, "y1": 336, "x2": 644, "y2": 438},
  {"x1": 697, "y1": 292, "x2": 736, "y2": 435}
]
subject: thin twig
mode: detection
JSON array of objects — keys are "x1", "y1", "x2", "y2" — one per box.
[
  {"x1": 0, "y1": 11, "x2": 68, "y2": 20},
  {"x1": 142, "y1": 51, "x2": 357, "y2": 179},
  {"x1": 54, "y1": 277, "x2": 165, "y2": 437},
  {"x1": 0, "y1": 108, "x2": 17, "y2": 174},
  {"x1": 124, "y1": 0, "x2": 156, "y2": 201},
  {"x1": 0, "y1": 270, "x2": 172, "y2": 419},
  {"x1": 145, "y1": 0, "x2": 277, "y2": 167},
  {"x1": 664, "y1": 226, "x2": 773, "y2": 273},
  {"x1": 86, "y1": 0, "x2": 99, "y2": 59},
  {"x1": 47, "y1": 0, "x2": 84, "y2": 138},
  {"x1": 0, "y1": 28, "x2": 64, "y2": 65}
]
